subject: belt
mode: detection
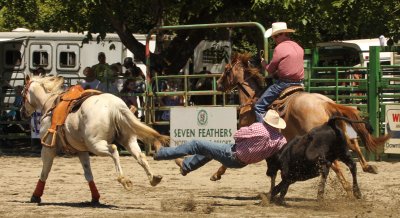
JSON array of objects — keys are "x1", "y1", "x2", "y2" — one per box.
[
  {"x1": 231, "y1": 144, "x2": 247, "y2": 166},
  {"x1": 233, "y1": 154, "x2": 246, "y2": 166},
  {"x1": 279, "y1": 78, "x2": 304, "y2": 83}
]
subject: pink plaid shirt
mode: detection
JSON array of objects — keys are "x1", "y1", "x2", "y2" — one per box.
[{"x1": 233, "y1": 122, "x2": 287, "y2": 164}]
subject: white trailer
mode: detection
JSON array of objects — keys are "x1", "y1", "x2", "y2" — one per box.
[
  {"x1": 0, "y1": 28, "x2": 154, "y2": 82},
  {"x1": 0, "y1": 28, "x2": 230, "y2": 103},
  {"x1": 316, "y1": 38, "x2": 395, "y2": 67},
  {"x1": 0, "y1": 28, "x2": 157, "y2": 104}
]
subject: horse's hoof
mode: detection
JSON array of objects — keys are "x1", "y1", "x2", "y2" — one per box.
[
  {"x1": 210, "y1": 174, "x2": 221, "y2": 181},
  {"x1": 150, "y1": 175, "x2": 163, "y2": 186},
  {"x1": 118, "y1": 177, "x2": 133, "y2": 191},
  {"x1": 365, "y1": 165, "x2": 378, "y2": 174},
  {"x1": 30, "y1": 195, "x2": 41, "y2": 204},
  {"x1": 91, "y1": 199, "x2": 101, "y2": 206},
  {"x1": 123, "y1": 180, "x2": 133, "y2": 191}
]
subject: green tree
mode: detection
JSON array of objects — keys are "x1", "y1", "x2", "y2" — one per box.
[{"x1": 1, "y1": 0, "x2": 399, "y2": 74}]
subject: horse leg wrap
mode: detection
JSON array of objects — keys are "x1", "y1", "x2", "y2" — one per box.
[
  {"x1": 33, "y1": 179, "x2": 46, "y2": 197},
  {"x1": 88, "y1": 181, "x2": 100, "y2": 201}
]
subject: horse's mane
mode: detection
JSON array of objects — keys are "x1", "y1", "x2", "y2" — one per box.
[
  {"x1": 30, "y1": 75, "x2": 65, "y2": 95},
  {"x1": 232, "y1": 52, "x2": 264, "y2": 87}
]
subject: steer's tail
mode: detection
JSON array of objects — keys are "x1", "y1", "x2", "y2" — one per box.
[{"x1": 326, "y1": 102, "x2": 390, "y2": 152}]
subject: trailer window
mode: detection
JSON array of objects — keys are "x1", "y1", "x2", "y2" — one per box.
[
  {"x1": 318, "y1": 47, "x2": 360, "y2": 67},
  {"x1": 32, "y1": 51, "x2": 49, "y2": 67},
  {"x1": 59, "y1": 52, "x2": 76, "y2": 68},
  {"x1": 5, "y1": 50, "x2": 22, "y2": 66}
]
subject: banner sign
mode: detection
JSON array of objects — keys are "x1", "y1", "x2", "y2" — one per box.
[
  {"x1": 170, "y1": 107, "x2": 237, "y2": 146},
  {"x1": 385, "y1": 105, "x2": 400, "y2": 154}
]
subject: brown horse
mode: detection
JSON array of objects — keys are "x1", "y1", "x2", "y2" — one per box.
[{"x1": 213, "y1": 52, "x2": 390, "y2": 194}]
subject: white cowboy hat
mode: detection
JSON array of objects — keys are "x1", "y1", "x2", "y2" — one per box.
[
  {"x1": 263, "y1": 109, "x2": 286, "y2": 129},
  {"x1": 264, "y1": 22, "x2": 295, "y2": 38}
]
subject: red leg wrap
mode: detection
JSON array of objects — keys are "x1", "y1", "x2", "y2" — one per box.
[
  {"x1": 88, "y1": 181, "x2": 100, "y2": 200},
  {"x1": 33, "y1": 180, "x2": 46, "y2": 197}
]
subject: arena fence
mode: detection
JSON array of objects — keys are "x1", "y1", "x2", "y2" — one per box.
[{"x1": 1, "y1": 46, "x2": 399, "y2": 160}]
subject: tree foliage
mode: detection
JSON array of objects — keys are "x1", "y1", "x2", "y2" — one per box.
[{"x1": 1, "y1": 0, "x2": 399, "y2": 74}]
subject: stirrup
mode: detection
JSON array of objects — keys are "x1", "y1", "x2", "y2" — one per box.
[{"x1": 41, "y1": 129, "x2": 57, "y2": 147}]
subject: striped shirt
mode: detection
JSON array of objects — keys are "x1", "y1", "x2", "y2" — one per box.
[{"x1": 234, "y1": 122, "x2": 287, "y2": 164}]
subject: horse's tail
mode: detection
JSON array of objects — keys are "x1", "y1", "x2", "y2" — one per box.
[
  {"x1": 119, "y1": 107, "x2": 170, "y2": 146},
  {"x1": 325, "y1": 102, "x2": 390, "y2": 152}
]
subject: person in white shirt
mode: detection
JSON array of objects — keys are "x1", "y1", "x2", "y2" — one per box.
[{"x1": 80, "y1": 67, "x2": 102, "y2": 90}]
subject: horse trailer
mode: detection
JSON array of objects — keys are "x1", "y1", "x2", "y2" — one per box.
[
  {"x1": 0, "y1": 28, "x2": 230, "y2": 104},
  {"x1": 0, "y1": 28, "x2": 154, "y2": 86},
  {"x1": 316, "y1": 38, "x2": 398, "y2": 67}
]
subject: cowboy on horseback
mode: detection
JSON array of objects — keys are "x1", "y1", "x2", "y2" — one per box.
[{"x1": 255, "y1": 22, "x2": 304, "y2": 122}]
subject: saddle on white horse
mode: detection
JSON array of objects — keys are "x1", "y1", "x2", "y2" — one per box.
[{"x1": 41, "y1": 85, "x2": 102, "y2": 148}]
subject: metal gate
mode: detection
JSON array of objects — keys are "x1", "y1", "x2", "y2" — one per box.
[{"x1": 306, "y1": 46, "x2": 400, "y2": 160}]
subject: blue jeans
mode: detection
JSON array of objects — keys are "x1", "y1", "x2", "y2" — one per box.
[
  {"x1": 154, "y1": 140, "x2": 246, "y2": 174},
  {"x1": 254, "y1": 80, "x2": 303, "y2": 122}
]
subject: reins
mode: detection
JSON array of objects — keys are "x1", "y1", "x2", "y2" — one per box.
[
  {"x1": 225, "y1": 60, "x2": 258, "y2": 99},
  {"x1": 22, "y1": 80, "x2": 35, "y2": 108}
]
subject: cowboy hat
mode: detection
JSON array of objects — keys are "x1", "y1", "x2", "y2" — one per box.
[
  {"x1": 264, "y1": 22, "x2": 295, "y2": 38},
  {"x1": 263, "y1": 110, "x2": 286, "y2": 129}
]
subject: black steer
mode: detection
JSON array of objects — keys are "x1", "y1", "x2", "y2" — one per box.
[{"x1": 266, "y1": 116, "x2": 363, "y2": 204}]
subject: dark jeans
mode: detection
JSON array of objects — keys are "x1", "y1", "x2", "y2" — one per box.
[
  {"x1": 154, "y1": 140, "x2": 246, "y2": 174},
  {"x1": 254, "y1": 80, "x2": 303, "y2": 122}
]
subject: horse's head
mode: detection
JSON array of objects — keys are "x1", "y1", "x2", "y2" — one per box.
[
  {"x1": 20, "y1": 74, "x2": 64, "y2": 119},
  {"x1": 217, "y1": 62, "x2": 240, "y2": 92},
  {"x1": 217, "y1": 52, "x2": 258, "y2": 92}
]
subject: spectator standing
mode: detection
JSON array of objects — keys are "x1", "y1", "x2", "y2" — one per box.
[
  {"x1": 92, "y1": 52, "x2": 112, "y2": 83},
  {"x1": 111, "y1": 63, "x2": 125, "y2": 92},
  {"x1": 124, "y1": 58, "x2": 146, "y2": 111},
  {"x1": 123, "y1": 57, "x2": 145, "y2": 80},
  {"x1": 157, "y1": 79, "x2": 184, "y2": 134},
  {"x1": 120, "y1": 78, "x2": 142, "y2": 117},
  {"x1": 80, "y1": 67, "x2": 102, "y2": 90}
]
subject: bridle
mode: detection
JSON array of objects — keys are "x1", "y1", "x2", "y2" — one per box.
[
  {"x1": 21, "y1": 79, "x2": 58, "y2": 117},
  {"x1": 21, "y1": 80, "x2": 35, "y2": 111},
  {"x1": 222, "y1": 60, "x2": 257, "y2": 99}
]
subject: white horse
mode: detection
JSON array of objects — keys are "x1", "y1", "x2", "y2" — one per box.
[{"x1": 20, "y1": 75, "x2": 168, "y2": 204}]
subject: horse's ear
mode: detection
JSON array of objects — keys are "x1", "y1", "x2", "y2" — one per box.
[
  {"x1": 25, "y1": 74, "x2": 30, "y2": 83},
  {"x1": 57, "y1": 75, "x2": 65, "y2": 84}
]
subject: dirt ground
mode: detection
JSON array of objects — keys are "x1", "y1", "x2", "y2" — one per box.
[{"x1": 0, "y1": 152, "x2": 399, "y2": 218}]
